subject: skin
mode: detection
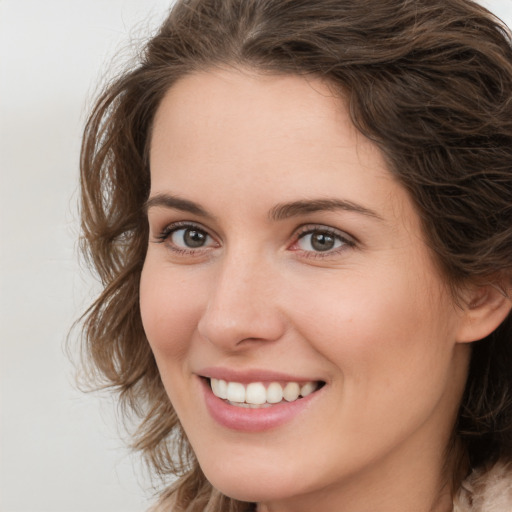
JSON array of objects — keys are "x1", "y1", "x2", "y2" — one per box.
[{"x1": 140, "y1": 69, "x2": 477, "y2": 512}]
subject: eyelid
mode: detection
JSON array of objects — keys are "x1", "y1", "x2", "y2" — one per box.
[
  {"x1": 154, "y1": 220, "x2": 206, "y2": 238},
  {"x1": 295, "y1": 224, "x2": 356, "y2": 243},
  {"x1": 288, "y1": 224, "x2": 357, "y2": 257},
  {"x1": 153, "y1": 220, "x2": 220, "y2": 251}
]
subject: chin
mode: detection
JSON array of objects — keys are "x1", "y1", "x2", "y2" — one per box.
[
  {"x1": 209, "y1": 479, "x2": 295, "y2": 504},
  {"x1": 201, "y1": 459, "x2": 307, "y2": 504}
]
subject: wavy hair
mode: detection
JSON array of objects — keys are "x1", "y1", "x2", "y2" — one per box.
[{"x1": 79, "y1": 0, "x2": 512, "y2": 509}]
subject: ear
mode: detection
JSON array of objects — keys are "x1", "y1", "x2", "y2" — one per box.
[{"x1": 456, "y1": 282, "x2": 512, "y2": 343}]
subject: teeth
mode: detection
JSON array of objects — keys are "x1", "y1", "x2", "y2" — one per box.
[
  {"x1": 210, "y1": 378, "x2": 320, "y2": 405},
  {"x1": 227, "y1": 401, "x2": 273, "y2": 409},
  {"x1": 283, "y1": 382, "x2": 300, "y2": 402},
  {"x1": 211, "y1": 378, "x2": 228, "y2": 399},
  {"x1": 245, "y1": 382, "x2": 267, "y2": 405},
  {"x1": 300, "y1": 381, "x2": 317, "y2": 397},
  {"x1": 226, "y1": 382, "x2": 245, "y2": 403},
  {"x1": 266, "y1": 382, "x2": 283, "y2": 404},
  {"x1": 217, "y1": 379, "x2": 228, "y2": 399}
]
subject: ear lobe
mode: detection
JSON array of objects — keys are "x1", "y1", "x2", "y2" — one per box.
[{"x1": 456, "y1": 283, "x2": 512, "y2": 343}]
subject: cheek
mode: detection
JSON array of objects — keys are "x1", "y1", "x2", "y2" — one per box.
[
  {"x1": 139, "y1": 261, "x2": 202, "y2": 361},
  {"x1": 293, "y1": 265, "x2": 457, "y2": 392},
  {"x1": 288, "y1": 273, "x2": 461, "y2": 462}
]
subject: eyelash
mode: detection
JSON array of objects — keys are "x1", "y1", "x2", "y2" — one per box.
[
  {"x1": 291, "y1": 224, "x2": 356, "y2": 259},
  {"x1": 154, "y1": 221, "x2": 217, "y2": 255},
  {"x1": 153, "y1": 222, "x2": 356, "y2": 258}
]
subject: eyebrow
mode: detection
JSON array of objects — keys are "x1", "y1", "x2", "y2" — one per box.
[
  {"x1": 268, "y1": 198, "x2": 383, "y2": 222},
  {"x1": 145, "y1": 193, "x2": 383, "y2": 222},
  {"x1": 145, "y1": 193, "x2": 212, "y2": 218}
]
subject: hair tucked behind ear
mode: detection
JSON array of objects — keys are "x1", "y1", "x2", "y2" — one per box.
[{"x1": 79, "y1": 0, "x2": 512, "y2": 509}]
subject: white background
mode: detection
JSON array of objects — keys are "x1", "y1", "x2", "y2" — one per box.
[{"x1": 1, "y1": 1, "x2": 511, "y2": 511}]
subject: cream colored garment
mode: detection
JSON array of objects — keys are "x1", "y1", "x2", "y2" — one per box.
[{"x1": 453, "y1": 461, "x2": 512, "y2": 512}]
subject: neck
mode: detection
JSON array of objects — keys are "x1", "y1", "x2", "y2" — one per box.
[{"x1": 255, "y1": 434, "x2": 465, "y2": 512}]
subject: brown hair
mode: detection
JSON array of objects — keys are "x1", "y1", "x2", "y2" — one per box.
[{"x1": 79, "y1": 0, "x2": 512, "y2": 509}]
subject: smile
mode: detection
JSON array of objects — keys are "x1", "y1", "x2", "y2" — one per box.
[
  {"x1": 210, "y1": 378, "x2": 321, "y2": 408},
  {"x1": 199, "y1": 369, "x2": 326, "y2": 431}
]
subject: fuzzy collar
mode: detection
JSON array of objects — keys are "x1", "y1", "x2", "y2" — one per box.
[{"x1": 453, "y1": 461, "x2": 512, "y2": 512}]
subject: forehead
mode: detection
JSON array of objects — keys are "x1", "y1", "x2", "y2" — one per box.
[
  {"x1": 151, "y1": 68, "x2": 347, "y2": 138},
  {"x1": 149, "y1": 69, "x2": 391, "y2": 195}
]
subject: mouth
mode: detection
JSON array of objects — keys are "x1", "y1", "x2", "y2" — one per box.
[
  {"x1": 205, "y1": 377, "x2": 326, "y2": 409},
  {"x1": 199, "y1": 371, "x2": 327, "y2": 431}
]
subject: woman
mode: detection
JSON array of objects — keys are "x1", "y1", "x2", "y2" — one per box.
[{"x1": 79, "y1": 0, "x2": 512, "y2": 510}]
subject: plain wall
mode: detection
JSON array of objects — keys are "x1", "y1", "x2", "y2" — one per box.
[
  {"x1": 1, "y1": 2, "x2": 172, "y2": 511},
  {"x1": 1, "y1": 1, "x2": 511, "y2": 511}
]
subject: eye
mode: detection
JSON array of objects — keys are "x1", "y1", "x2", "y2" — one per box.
[
  {"x1": 171, "y1": 226, "x2": 213, "y2": 249},
  {"x1": 298, "y1": 230, "x2": 343, "y2": 252},
  {"x1": 154, "y1": 222, "x2": 218, "y2": 253},
  {"x1": 291, "y1": 226, "x2": 355, "y2": 255}
]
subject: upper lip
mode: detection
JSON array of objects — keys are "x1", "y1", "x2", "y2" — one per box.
[{"x1": 197, "y1": 366, "x2": 324, "y2": 384}]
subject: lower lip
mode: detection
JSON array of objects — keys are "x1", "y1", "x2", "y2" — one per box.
[{"x1": 200, "y1": 378, "x2": 322, "y2": 432}]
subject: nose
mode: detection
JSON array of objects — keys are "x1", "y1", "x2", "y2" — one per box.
[{"x1": 197, "y1": 250, "x2": 287, "y2": 351}]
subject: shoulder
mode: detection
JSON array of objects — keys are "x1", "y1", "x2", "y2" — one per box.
[{"x1": 454, "y1": 460, "x2": 512, "y2": 512}]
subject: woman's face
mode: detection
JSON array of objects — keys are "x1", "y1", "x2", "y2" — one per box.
[{"x1": 141, "y1": 70, "x2": 471, "y2": 510}]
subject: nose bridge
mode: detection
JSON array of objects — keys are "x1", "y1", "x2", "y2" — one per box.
[{"x1": 197, "y1": 245, "x2": 285, "y2": 348}]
